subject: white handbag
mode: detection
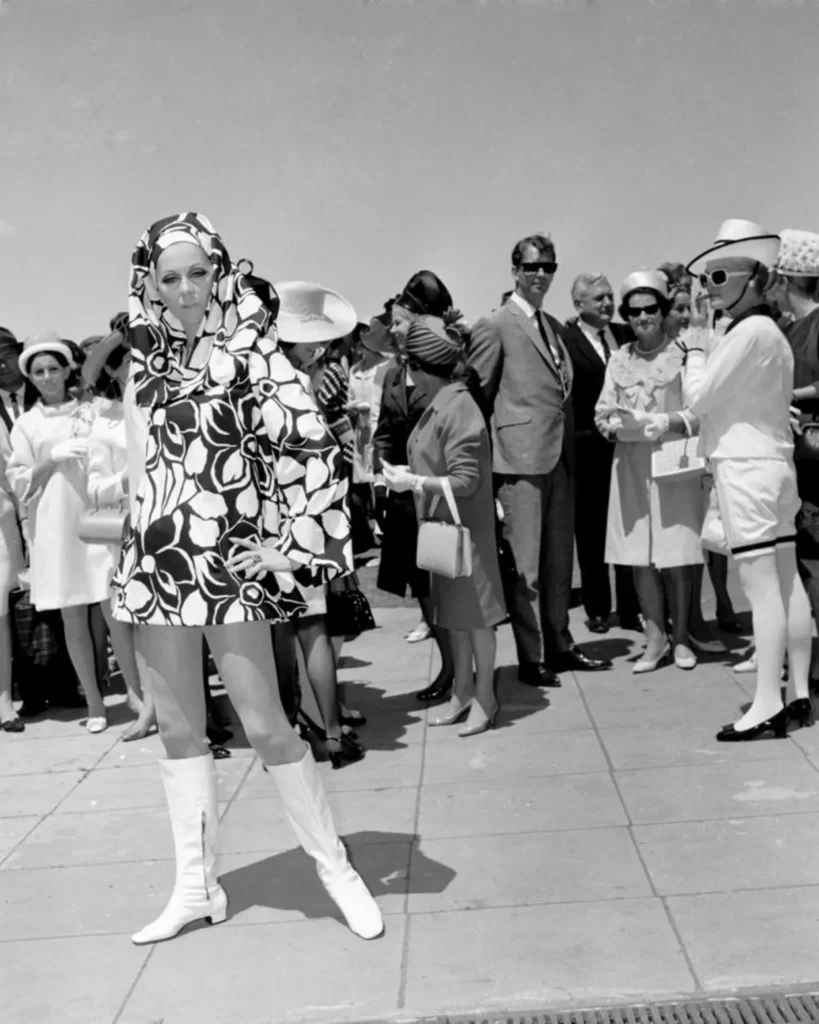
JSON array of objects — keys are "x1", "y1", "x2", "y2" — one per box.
[
  {"x1": 416, "y1": 477, "x2": 473, "y2": 579},
  {"x1": 651, "y1": 436, "x2": 706, "y2": 482}
]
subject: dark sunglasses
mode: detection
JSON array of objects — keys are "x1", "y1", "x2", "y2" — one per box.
[
  {"x1": 625, "y1": 303, "x2": 661, "y2": 318},
  {"x1": 520, "y1": 261, "x2": 558, "y2": 275},
  {"x1": 406, "y1": 357, "x2": 424, "y2": 372},
  {"x1": 698, "y1": 269, "x2": 748, "y2": 288}
]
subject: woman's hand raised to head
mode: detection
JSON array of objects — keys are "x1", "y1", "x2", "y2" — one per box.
[{"x1": 225, "y1": 538, "x2": 296, "y2": 578}]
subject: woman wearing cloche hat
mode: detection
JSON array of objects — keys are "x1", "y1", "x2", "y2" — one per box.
[
  {"x1": 594, "y1": 270, "x2": 705, "y2": 675},
  {"x1": 685, "y1": 219, "x2": 813, "y2": 741}
]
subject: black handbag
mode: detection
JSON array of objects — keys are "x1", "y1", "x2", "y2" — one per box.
[{"x1": 325, "y1": 573, "x2": 376, "y2": 638}]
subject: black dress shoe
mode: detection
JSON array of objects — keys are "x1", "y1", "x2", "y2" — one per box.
[
  {"x1": 586, "y1": 617, "x2": 610, "y2": 634},
  {"x1": 716, "y1": 708, "x2": 788, "y2": 742},
  {"x1": 787, "y1": 698, "x2": 815, "y2": 728},
  {"x1": 1, "y1": 717, "x2": 24, "y2": 733},
  {"x1": 518, "y1": 663, "x2": 562, "y2": 688},
  {"x1": 552, "y1": 647, "x2": 612, "y2": 673},
  {"x1": 415, "y1": 675, "x2": 454, "y2": 702}
]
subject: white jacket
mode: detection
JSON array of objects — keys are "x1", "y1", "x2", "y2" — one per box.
[{"x1": 684, "y1": 314, "x2": 794, "y2": 460}]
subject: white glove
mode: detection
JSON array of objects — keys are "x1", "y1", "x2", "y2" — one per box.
[
  {"x1": 381, "y1": 461, "x2": 423, "y2": 494},
  {"x1": 641, "y1": 413, "x2": 670, "y2": 441},
  {"x1": 51, "y1": 439, "x2": 90, "y2": 462}
]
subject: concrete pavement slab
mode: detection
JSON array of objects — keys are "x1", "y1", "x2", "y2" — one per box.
[
  {"x1": 667, "y1": 885, "x2": 819, "y2": 991},
  {"x1": 617, "y1": 758, "x2": 819, "y2": 824},
  {"x1": 401, "y1": 899, "x2": 697, "y2": 1016},
  {"x1": 634, "y1": 812, "x2": 819, "y2": 894},
  {"x1": 2, "y1": 804, "x2": 225, "y2": 870},
  {"x1": 418, "y1": 772, "x2": 628, "y2": 839},
  {"x1": 421, "y1": 729, "x2": 608, "y2": 785},
  {"x1": 406, "y1": 827, "x2": 651, "y2": 912},
  {"x1": 1, "y1": 934, "x2": 149, "y2": 1024},
  {"x1": 0, "y1": 814, "x2": 40, "y2": 859},
  {"x1": 0, "y1": 769, "x2": 86, "y2": 816},
  {"x1": 217, "y1": 840, "x2": 413, "y2": 925},
  {"x1": 0, "y1": 732, "x2": 119, "y2": 776},
  {"x1": 54, "y1": 757, "x2": 251, "y2": 813},
  {"x1": 220, "y1": 791, "x2": 418, "y2": 854},
  {"x1": 236, "y1": 745, "x2": 424, "y2": 796},
  {"x1": 599, "y1": 721, "x2": 807, "y2": 771},
  {"x1": 117, "y1": 918, "x2": 407, "y2": 1024}
]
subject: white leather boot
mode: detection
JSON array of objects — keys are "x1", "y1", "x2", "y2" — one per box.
[
  {"x1": 131, "y1": 755, "x2": 228, "y2": 945},
  {"x1": 267, "y1": 746, "x2": 384, "y2": 940}
]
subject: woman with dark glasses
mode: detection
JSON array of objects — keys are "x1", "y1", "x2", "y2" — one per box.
[{"x1": 595, "y1": 271, "x2": 704, "y2": 673}]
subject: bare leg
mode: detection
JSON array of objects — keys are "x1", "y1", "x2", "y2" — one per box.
[
  {"x1": 0, "y1": 614, "x2": 16, "y2": 724},
  {"x1": 271, "y1": 621, "x2": 300, "y2": 725},
  {"x1": 330, "y1": 635, "x2": 344, "y2": 664},
  {"x1": 662, "y1": 565, "x2": 695, "y2": 662},
  {"x1": 101, "y1": 601, "x2": 157, "y2": 741},
  {"x1": 418, "y1": 594, "x2": 454, "y2": 688},
  {"x1": 88, "y1": 602, "x2": 110, "y2": 687},
  {"x1": 140, "y1": 625, "x2": 208, "y2": 758},
  {"x1": 632, "y1": 567, "x2": 667, "y2": 660},
  {"x1": 61, "y1": 604, "x2": 106, "y2": 719},
  {"x1": 296, "y1": 616, "x2": 343, "y2": 741},
  {"x1": 708, "y1": 553, "x2": 739, "y2": 626},
  {"x1": 471, "y1": 627, "x2": 497, "y2": 713},
  {"x1": 732, "y1": 553, "x2": 786, "y2": 730},
  {"x1": 204, "y1": 621, "x2": 306, "y2": 766},
  {"x1": 430, "y1": 628, "x2": 474, "y2": 726},
  {"x1": 688, "y1": 564, "x2": 711, "y2": 638},
  {"x1": 777, "y1": 546, "x2": 811, "y2": 702}
]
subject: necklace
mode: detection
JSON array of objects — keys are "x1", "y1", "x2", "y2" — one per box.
[{"x1": 635, "y1": 336, "x2": 667, "y2": 356}]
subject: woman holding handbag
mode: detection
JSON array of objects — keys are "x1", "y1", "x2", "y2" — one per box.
[
  {"x1": 7, "y1": 333, "x2": 111, "y2": 732},
  {"x1": 382, "y1": 316, "x2": 506, "y2": 737},
  {"x1": 594, "y1": 271, "x2": 705, "y2": 674},
  {"x1": 81, "y1": 323, "x2": 156, "y2": 741}
]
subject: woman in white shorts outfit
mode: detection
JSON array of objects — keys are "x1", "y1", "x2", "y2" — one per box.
[{"x1": 686, "y1": 220, "x2": 813, "y2": 741}]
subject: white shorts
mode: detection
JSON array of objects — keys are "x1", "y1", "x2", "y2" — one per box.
[{"x1": 712, "y1": 458, "x2": 800, "y2": 560}]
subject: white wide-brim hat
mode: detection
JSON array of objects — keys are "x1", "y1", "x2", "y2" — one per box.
[
  {"x1": 19, "y1": 331, "x2": 77, "y2": 378},
  {"x1": 687, "y1": 219, "x2": 781, "y2": 275},
  {"x1": 273, "y1": 281, "x2": 357, "y2": 345},
  {"x1": 620, "y1": 270, "x2": 669, "y2": 301}
]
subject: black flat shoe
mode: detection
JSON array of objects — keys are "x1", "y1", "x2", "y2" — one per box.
[
  {"x1": 416, "y1": 676, "x2": 454, "y2": 702},
  {"x1": 787, "y1": 698, "x2": 815, "y2": 728},
  {"x1": 518, "y1": 663, "x2": 562, "y2": 688},
  {"x1": 552, "y1": 647, "x2": 612, "y2": 673},
  {"x1": 326, "y1": 734, "x2": 365, "y2": 770},
  {"x1": 209, "y1": 743, "x2": 232, "y2": 759},
  {"x1": 716, "y1": 708, "x2": 788, "y2": 742},
  {"x1": 586, "y1": 617, "x2": 610, "y2": 634},
  {"x1": 1, "y1": 717, "x2": 24, "y2": 733}
]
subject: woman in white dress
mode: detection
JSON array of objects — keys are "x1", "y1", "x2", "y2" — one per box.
[
  {"x1": 82, "y1": 327, "x2": 156, "y2": 741},
  {"x1": 7, "y1": 333, "x2": 111, "y2": 732}
]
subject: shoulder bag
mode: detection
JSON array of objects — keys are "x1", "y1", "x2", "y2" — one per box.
[
  {"x1": 416, "y1": 477, "x2": 472, "y2": 579},
  {"x1": 651, "y1": 436, "x2": 706, "y2": 482},
  {"x1": 78, "y1": 499, "x2": 128, "y2": 545}
]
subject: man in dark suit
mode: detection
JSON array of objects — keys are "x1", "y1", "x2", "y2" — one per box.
[
  {"x1": 563, "y1": 274, "x2": 641, "y2": 634},
  {"x1": 469, "y1": 235, "x2": 611, "y2": 687}
]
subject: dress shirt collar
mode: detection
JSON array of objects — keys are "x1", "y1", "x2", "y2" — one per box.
[
  {"x1": 509, "y1": 291, "x2": 541, "y2": 319},
  {"x1": 576, "y1": 317, "x2": 612, "y2": 345}
]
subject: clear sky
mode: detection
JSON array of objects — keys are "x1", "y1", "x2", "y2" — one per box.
[{"x1": 1, "y1": 0, "x2": 817, "y2": 340}]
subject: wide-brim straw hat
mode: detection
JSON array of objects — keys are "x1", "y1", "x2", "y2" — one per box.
[
  {"x1": 687, "y1": 219, "x2": 781, "y2": 275},
  {"x1": 273, "y1": 281, "x2": 357, "y2": 344},
  {"x1": 19, "y1": 332, "x2": 77, "y2": 378},
  {"x1": 80, "y1": 329, "x2": 128, "y2": 387}
]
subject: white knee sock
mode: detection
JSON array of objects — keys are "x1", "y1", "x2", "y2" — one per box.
[{"x1": 735, "y1": 554, "x2": 786, "y2": 730}]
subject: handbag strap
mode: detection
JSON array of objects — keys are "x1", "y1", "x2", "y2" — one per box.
[{"x1": 426, "y1": 477, "x2": 462, "y2": 526}]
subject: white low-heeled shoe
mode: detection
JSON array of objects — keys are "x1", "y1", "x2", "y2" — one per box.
[
  {"x1": 674, "y1": 646, "x2": 697, "y2": 671},
  {"x1": 633, "y1": 644, "x2": 671, "y2": 675},
  {"x1": 86, "y1": 716, "x2": 108, "y2": 734}
]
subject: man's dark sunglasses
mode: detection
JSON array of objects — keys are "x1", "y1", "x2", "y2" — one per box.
[
  {"x1": 520, "y1": 261, "x2": 558, "y2": 275},
  {"x1": 625, "y1": 303, "x2": 661, "y2": 318}
]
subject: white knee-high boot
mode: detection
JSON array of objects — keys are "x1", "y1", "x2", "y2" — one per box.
[
  {"x1": 132, "y1": 755, "x2": 228, "y2": 945},
  {"x1": 267, "y1": 747, "x2": 384, "y2": 940}
]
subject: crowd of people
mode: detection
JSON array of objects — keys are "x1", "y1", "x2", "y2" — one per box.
[{"x1": 1, "y1": 212, "x2": 817, "y2": 945}]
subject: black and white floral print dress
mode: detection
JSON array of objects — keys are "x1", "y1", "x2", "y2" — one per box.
[{"x1": 111, "y1": 213, "x2": 353, "y2": 627}]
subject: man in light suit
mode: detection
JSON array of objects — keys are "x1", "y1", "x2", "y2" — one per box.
[
  {"x1": 470, "y1": 235, "x2": 611, "y2": 686},
  {"x1": 562, "y1": 274, "x2": 641, "y2": 634}
]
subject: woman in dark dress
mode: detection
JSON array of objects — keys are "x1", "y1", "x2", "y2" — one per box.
[
  {"x1": 373, "y1": 271, "x2": 457, "y2": 701},
  {"x1": 383, "y1": 316, "x2": 506, "y2": 736}
]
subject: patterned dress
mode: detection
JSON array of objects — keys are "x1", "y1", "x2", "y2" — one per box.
[{"x1": 111, "y1": 212, "x2": 352, "y2": 627}]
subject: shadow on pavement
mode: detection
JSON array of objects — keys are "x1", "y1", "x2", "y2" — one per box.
[{"x1": 220, "y1": 831, "x2": 456, "y2": 924}]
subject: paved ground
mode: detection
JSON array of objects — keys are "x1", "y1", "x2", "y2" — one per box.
[{"x1": 3, "y1": 584, "x2": 819, "y2": 1024}]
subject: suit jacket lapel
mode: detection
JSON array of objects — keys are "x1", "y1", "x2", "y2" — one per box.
[
  {"x1": 568, "y1": 322, "x2": 606, "y2": 370},
  {"x1": 508, "y1": 302, "x2": 556, "y2": 372}
]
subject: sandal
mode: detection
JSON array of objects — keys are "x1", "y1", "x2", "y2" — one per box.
[{"x1": 325, "y1": 734, "x2": 365, "y2": 770}]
